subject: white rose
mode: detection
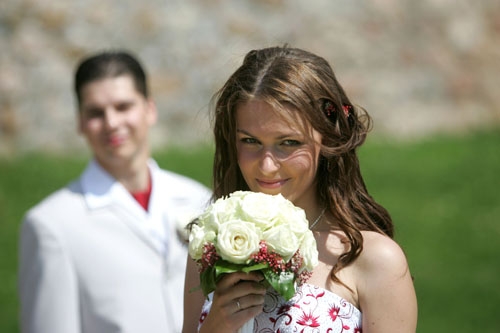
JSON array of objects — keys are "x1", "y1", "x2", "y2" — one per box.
[
  {"x1": 197, "y1": 207, "x2": 220, "y2": 232},
  {"x1": 298, "y1": 230, "x2": 319, "y2": 272},
  {"x1": 262, "y1": 224, "x2": 300, "y2": 261},
  {"x1": 188, "y1": 223, "x2": 217, "y2": 260},
  {"x1": 276, "y1": 200, "x2": 309, "y2": 233},
  {"x1": 210, "y1": 195, "x2": 243, "y2": 225},
  {"x1": 216, "y1": 220, "x2": 261, "y2": 264},
  {"x1": 228, "y1": 191, "x2": 250, "y2": 200},
  {"x1": 239, "y1": 192, "x2": 282, "y2": 230}
]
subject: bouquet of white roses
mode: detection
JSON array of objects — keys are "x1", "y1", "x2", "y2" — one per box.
[{"x1": 188, "y1": 191, "x2": 319, "y2": 301}]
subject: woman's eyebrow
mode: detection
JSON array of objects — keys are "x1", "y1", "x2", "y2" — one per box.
[
  {"x1": 236, "y1": 128, "x2": 302, "y2": 140},
  {"x1": 236, "y1": 129, "x2": 251, "y2": 135}
]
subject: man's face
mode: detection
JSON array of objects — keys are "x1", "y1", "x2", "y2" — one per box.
[{"x1": 78, "y1": 75, "x2": 157, "y2": 173}]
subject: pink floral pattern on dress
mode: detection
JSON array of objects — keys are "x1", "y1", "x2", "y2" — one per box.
[{"x1": 199, "y1": 283, "x2": 362, "y2": 332}]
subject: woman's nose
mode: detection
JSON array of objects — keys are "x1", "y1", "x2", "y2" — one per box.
[{"x1": 259, "y1": 150, "x2": 280, "y2": 174}]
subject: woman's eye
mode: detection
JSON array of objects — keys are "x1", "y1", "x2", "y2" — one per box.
[
  {"x1": 282, "y1": 139, "x2": 301, "y2": 146},
  {"x1": 240, "y1": 137, "x2": 259, "y2": 144}
]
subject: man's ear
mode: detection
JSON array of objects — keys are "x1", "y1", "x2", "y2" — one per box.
[{"x1": 147, "y1": 99, "x2": 158, "y2": 126}]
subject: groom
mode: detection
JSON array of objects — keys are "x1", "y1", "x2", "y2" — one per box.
[{"x1": 18, "y1": 51, "x2": 211, "y2": 333}]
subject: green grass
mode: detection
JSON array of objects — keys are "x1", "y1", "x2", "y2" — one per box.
[
  {"x1": 1, "y1": 129, "x2": 499, "y2": 332},
  {"x1": 359, "y1": 129, "x2": 500, "y2": 332}
]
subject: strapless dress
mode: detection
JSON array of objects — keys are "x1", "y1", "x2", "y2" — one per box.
[{"x1": 199, "y1": 283, "x2": 362, "y2": 332}]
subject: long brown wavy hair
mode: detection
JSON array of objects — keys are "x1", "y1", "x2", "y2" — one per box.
[{"x1": 210, "y1": 45, "x2": 393, "y2": 282}]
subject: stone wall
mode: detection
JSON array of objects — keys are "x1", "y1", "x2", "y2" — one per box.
[{"x1": 1, "y1": 0, "x2": 499, "y2": 155}]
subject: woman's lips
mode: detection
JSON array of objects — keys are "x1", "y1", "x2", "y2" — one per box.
[{"x1": 256, "y1": 179, "x2": 288, "y2": 189}]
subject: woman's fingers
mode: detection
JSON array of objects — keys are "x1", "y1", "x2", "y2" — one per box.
[
  {"x1": 213, "y1": 272, "x2": 266, "y2": 314},
  {"x1": 200, "y1": 272, "x2": 266, "y2": 332},
  {"x1": 216, "y1": 273, "x2": 266, "y2": 303},
  {"x1": 217, "y1": 271, "x2": 264, "y2": 288},
  {"x1": 233, "y1": 292, "x2": 266, "y2": 312}
]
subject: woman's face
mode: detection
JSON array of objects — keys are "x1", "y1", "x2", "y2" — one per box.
[{"x1": 235, "y1": 100, "x2": 322, "y2": 214}]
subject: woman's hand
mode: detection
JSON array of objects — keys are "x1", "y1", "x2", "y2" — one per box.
[{"x1": 199, "y1": 271, "x2": 267, "y2": 333}]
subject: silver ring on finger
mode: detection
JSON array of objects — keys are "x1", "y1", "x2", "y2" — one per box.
[{"x1": 236, "y1": 299, "x2": 241, "y2": 310}]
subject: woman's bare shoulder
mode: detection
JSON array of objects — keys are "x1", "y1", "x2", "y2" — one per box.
[
  {"x1": 353, "y1": 232, "x2": 418, "y2": 331},
  {"x1": 355, "y1": 231, "x2": 410, "y2": 278}
]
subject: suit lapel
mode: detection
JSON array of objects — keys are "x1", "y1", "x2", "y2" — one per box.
[
  {"x1": 108, "y1": 204, "x2": 164, "y2": 257},
  {"x1": 80, "y1": 160, "x2": 165, "y2": 257}
]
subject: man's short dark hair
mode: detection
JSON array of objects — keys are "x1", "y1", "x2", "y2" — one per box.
[{"x1": 74, "y1": 51, "x2": 148, "y2": 105}]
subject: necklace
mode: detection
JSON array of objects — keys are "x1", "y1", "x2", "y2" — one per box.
[{"x1": 309, "y1": 207, "x2": 326, "y2": 230}]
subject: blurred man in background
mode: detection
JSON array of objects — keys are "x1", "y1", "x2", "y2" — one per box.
[{"x1": 18, "y1": 50, "x2": 210, "y2": 333}]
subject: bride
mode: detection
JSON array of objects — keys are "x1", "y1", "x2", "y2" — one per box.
[{"x1": 183, "y1": 45, "x2": 417, "y2": 333}]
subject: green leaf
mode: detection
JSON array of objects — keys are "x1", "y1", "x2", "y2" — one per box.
[
  {"x1": 242, "y1": 262, "x2": 268, "y2": 273},
  {"x1": 200, "y1": 266, "x2": 216, "y2": 296},
  {"x1": 263, "y1": 269, "x2": 296, "y2": 301},
  {"x1": 214, "y1": 261, "x2": 245, "y2": 277}
]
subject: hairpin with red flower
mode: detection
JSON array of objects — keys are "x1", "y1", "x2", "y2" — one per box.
[{"x1": 322, "y1": 100, "x2": 352, "y2": 122}]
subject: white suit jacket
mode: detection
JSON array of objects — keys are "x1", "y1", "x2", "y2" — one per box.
[{"x1": 19, "y1": 160, "x2": 211, "y2": 333}]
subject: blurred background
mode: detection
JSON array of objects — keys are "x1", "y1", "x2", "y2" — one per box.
[
  {"x1": 1, "y1": 0, "x2": 499, "y2": 154},
  {"x1": 1, "y1": 0, "x2": 499, "y2": 332}
]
